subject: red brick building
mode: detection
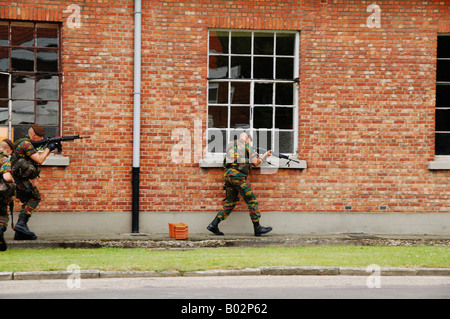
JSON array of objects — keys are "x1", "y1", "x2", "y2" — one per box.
[{"x1": 0, "y1": 0, "x2": 448, "y2": 235}]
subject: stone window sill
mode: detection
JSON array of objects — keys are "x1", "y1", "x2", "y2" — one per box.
[
  {"x1": 41, "y1": 153, "x2": 70, "y2": 167},
  {"x1": 428, "y1": 156, "x2": 450, "y2": 170},
  {"x1": 200, "y1": 155, "x2": 307, "y2": 169}
]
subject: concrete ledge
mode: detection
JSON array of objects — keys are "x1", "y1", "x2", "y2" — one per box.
[
  {"x1": 416, "y1": 268, "x2": 450, "y2": 276},
  {"x1": 13, "y1": 270, "x2": 99, "y2": 281},
  {"x1": 14, "y1": 211, "x2": 449, "y2": 237},
  {"x1": 100, "y1": 270, "x2": 180, "y2": 278},
  {"x1": 184, "y1": 268, "x2": 261, "y2": 277},
  {"x1": 261, "y1": 266, "x2": 340, "y2": 276},
  {"x1": 0, "y1": 272, "x2": 13, "y2": 281}
]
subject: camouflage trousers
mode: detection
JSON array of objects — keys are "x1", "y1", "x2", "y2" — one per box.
[
  {"x1": 15, "y1": 179, "x2": 41, "y2": 218},
  {"x1": 0, "y1": 201, "x2": 9, "y2": 227},
  {"x1": 217, "y1": 169, "x2": 261, "y2": 222}
]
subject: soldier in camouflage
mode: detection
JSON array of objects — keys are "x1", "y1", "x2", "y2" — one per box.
[
  {"x1": 207, "y1": 131, "x2": 273, "y2": 237},
  {"x1": 11, "y1": 125, "x2": 57, "y2": 240},
  {"x1": 0, "y1": 139, "x2": 16, "y2": 251}
]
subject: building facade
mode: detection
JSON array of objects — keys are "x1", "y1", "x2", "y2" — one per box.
[{"x1": 0, "y1": 0, "x2": 449, "y2": 235}]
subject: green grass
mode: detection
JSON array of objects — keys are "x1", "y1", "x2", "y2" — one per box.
[{"x1": 0, "y1": 246, "x2": 448, "y2": 273}]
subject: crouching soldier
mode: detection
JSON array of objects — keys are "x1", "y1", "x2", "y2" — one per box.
[
  {"x1": 0, "y1": 139, "x2": 16, "y2": 251},
  {"x1": 11, "y1": 125, "x2": 56, "y2": 240}
]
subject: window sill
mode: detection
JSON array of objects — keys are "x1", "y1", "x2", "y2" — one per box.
[
  {"x1": 41, "y1": 153, "x2": 70, "y2": 167},
  {"x1": 428, "y1": 156, "x2": 450, "y2": 170},
  {"x1": 199, "y1": 155, "x2": 307, "y2": 169}
]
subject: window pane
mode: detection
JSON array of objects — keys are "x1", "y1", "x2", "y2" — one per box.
[
  {"x1": 37, "y1": 50, "x2": 58, "y2": 72},
  {"x1": 231, "y1": 56, "x2": 251, "y2": 79},
  {"x1": 276, "y1": 83, "x2": 294, "y2": 105},
  {"x1": 209, "y1": 31, "x2": 229, "y2": 54},
  {"x1": 231, "y1": 32, "x2": 251, "y2": 54},
  {"x1": 275, "y1": 107, "x2": 294, "y2": 129},
  {"x1": 276, "y1": 57, "x2": 294, "y2": 79},
  {"x1": 276, "y1": 33, "x2": 296, "y2": 56},
  {"x1": 436, "y1": 109, "x2": 450, "y2": 132},
  {"x1": 0, "y1": 100, "x2": 8, "y2": 125},
  {"x1": 37, "y1": 74, "x2": 59, "y2": 100},
  {"x1": 37, "y1": 23, "x2": 58, "y2": 48},
  {"x1": 208, "y1": 105, "x2": 227, "y2": 128},
  {"x1": 209, "y1": 55, "x2": 228, "y2": 79},
  {"x1": 0, "y1": 22, "x2": 8, "y2": 46},
  {"x1": 255, "y1": 130, "x2": 272, "y2": 151},
  {"x1": 11, "y1": 48, "x2": 34, "y2": 72},
  {"x1": 207, "y1": 129, "x2": 226, "y2": 153},
  {"x1": 254, "y1": 32, "x2": 274, "y2": 55},
  {"x1": 436, "y1": 85, "x2": 450, "y2": 107},
  {"x1": 0, "y1": 74, "x2": 9, "y2": 99},
  {"x1": 437, "y1": 60, "x2": 450, "y2": 82},
  {"x1": 254, "y1": 57, "x2": 273, "y2": 79},
  {"x1": 0, "y1": 47, "x2": 9, "y2": 71},
  {"x1": 254, "y1": 107, "x2": 273, "y2": 128},
  {"x1": 254, "y1": 83, "x2": 273, "y2": 105},
  {"x1": 12, "y1": 75, "x2": 34, "y2": 100},
  {"x1": 437, "y1": 36, "x2": 450, "y2": 58},
  {"x1": 276, "y1": 131, "x2": 294, "y2": 153},
  {"x1": 230, "y1": 82, "x2": 250, "y2": 104},
  {"x1": 436, "y1": 133, "x2": 450, "y2": 155},
  {"x1": 11, "y1": 22, "x2": 34, "y2": 47},
  {"x1": 36, "y1": 100, "x2": 58, "y2": 125},
  {"x1": 230, "y1": 106, "x2": 250, "y2": 129},
  {"x1": 12, "y1": 100, "x2": 34, "y2": 125}
]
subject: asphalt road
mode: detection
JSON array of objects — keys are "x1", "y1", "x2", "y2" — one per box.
[{"x1": 0, "y1": 276, "x2": 449, "y2": 300}]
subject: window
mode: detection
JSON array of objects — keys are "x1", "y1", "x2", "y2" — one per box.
[
  {"x1": 436, "y1": 35, "x2": 450, "y2": 155},
  {"x1": 207, "y1": 30, "x2": 299, "y2": 155},
  {"x1": 0, "y1": 21, "x2": 61, "y2": 140}
]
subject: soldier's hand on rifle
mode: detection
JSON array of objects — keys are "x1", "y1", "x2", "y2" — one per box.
[
  {"x1": 47, "y1": 142, "x2": 58, "y2": 152},
  {"x1": 262, "y1": 150, "x2": 272, "y2": 159}
]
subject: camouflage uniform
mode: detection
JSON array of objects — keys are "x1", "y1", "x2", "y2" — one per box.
[
  {"x1": 12, "y1": 139, "x2": 41, "y2": 218},
  {"x1": 216, "y1": 139, "x2": 261, "y2": 222},
  {"x1": 0, "y1": 155, "x2": 14, "y2": 228}
]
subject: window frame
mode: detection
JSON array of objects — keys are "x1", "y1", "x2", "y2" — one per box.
[
  {"x1": 435, "y1": 34, "x2": 450, "y2": 157},
  {"x1": 207, "y1": 29, "x2": 300, "y2": 156},
  {"x1": 0, "y1": 20, "x2": 62, "y2": 140}
]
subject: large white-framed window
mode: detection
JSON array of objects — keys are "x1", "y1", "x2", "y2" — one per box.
[{"x1": 207, "y1": 30, "x2": 299, "y2": 156}]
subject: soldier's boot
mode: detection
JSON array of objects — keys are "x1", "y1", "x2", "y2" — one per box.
[
  {"x1": 0, "y1": 225, "x2": 7, "y2": 251},
  {"x1": 207, "y1": 217, "x2": 224, "y2": 236},
  {"x1": 14, "y1": 215, "x2": 37, "y2": 241},
  {"x1": 253, "y1": 221, "x2": 272, "y2": 237}
]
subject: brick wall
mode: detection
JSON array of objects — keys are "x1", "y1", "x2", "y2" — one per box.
[{"x1": 1, "y1": 0, "x2": 449, "y2": 215}]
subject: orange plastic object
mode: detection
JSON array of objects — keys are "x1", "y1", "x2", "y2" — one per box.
[{"x1": 168, "y1": 222, "x2": 189, "y2": 240}]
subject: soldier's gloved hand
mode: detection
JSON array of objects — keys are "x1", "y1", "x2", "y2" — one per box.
[{"x1": 47, "y1": 143, "x2": 58, "y2": 151}]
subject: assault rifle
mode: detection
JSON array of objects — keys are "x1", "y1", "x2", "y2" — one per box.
[
  {"x1": 31, "y1": 135, "x2": 90, "y2": 152},
  {"x1": 257, "y1": 147, "x2": 301, "y2": 167}
]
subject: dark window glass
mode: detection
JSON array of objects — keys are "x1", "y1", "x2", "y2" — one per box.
[
  {"x1": 231, "y1": 56, "x2": 251, "y2": 79},
  {"x1": 231, "y1": 32, "x2": 251, "y2": 54},
  {"x1": 254, "y1": 83, "x2": 273, "y2": 105},
  {"x1": 436, "y1": 85, "x2": 450, "y2": 107},
  {"x1": 254, "y1": 32, "x2": 274, "y2": 55},
  {"x1": 0, "y1": 47, "x2": 9, "y2": 71},
  {"x1": 276, "y1": 58, "x2": 294, "y2": 79},
  {"x1": 12, "y1": 75, "x2": 35, "y2": 100},
  {"x1": 230, "y1": 82, "x2": 250, "y2": 105},
  {"x1": 254, "y1": 57, "x2": 273, "y2": 79},
  {"x1": 436, "y1": 133, "x2": 450, "y2": 155},
  {"x1": 0, "y1": 74, "x2": 9, "y2": 99},
  {"x1": 230, "y1": 106, "x2": 250, "y2": 128},
  {"x1": 37, "y1": 50, "x2": 58, "y2": 72},
  {"x1": 275, "y1": 108, "x2": 294, "y2": 129},
  {"x1": 11, "y1": 48, "x2": 34, "y2": 72},
  {"x1": 209, "y1": 55, "x2": 228, "y2": 79},
  {"x1": 36, "y1": 100, "x2": 58, "y2": 125},
  {"x1": 37, "y1": 24, "x2": 58, "y2": 48},
  {"x1": 11, "y1": 22, "x2": 34, "y2": 47},
  {"x1": 437, "y1": 36, "x2": 450, "y2": 58},
  {"x1": 0, "y1": 22, "x2": 8, "y2": 46},
  {"x1": 276, "y1": 83, "x2": 294, "y2": 105},
  {"x1": 12, "y1": 100, "x2": 34, "y2": 124},
  {"x1": 209, "y1": 31, "x2": 229, "y2": 54},
  {"x1": 208, "y1": 105, "x2": 228, "y2": 128},
  {"x1": 277, "y1": 131, "x2": 294, "y2": 153},
  {"x1": 254, "y1": 107, "x2": 273, "y2": 129},
  {"x1": 437, "y1": 60, "x2": 450, "y2": 82},
  {"x1": 436, "y1": 109, "x2": 450, "y2": 132},
  {"x1": 276, "y1": 33, "x2": 296, "y2": 56}
]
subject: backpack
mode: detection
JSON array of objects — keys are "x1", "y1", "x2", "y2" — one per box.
[{"x1": 10, "y1": 138, "x2": 41, "y2": 180}]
